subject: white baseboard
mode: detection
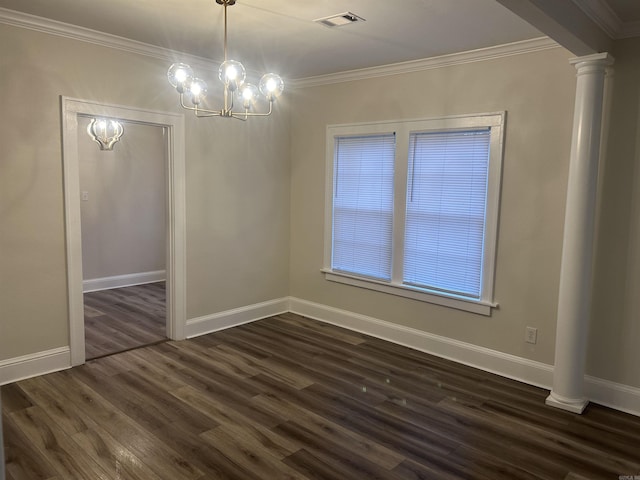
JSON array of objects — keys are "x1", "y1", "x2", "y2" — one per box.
[
  {"x1": 289, "y1": 297, "x2": 554, "y2": 388},
  {"x1": 2, "y1": 296, "x2": 637, "y2": 417},
  {"x1": 585, "y1": 375, "x2": 640, "y2": 417},
  {"x1": 83, "y1": 270, "x2": 166, "y2": 293},
  {"x1": 185, "y1": 297, "x2": 289, "y2": 339},
  {"x1": 289, "y1": 297, "x2": 640, "y2": 417},
  {"x1": 0, "y1": 347, "x2": 71, "y2": 386}
]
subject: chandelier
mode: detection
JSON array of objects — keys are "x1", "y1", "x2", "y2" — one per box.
[{"x1": 167, "y1": 0, "x2": 284, "y2": 120}]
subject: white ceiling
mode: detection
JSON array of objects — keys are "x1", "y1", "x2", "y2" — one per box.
[
  {"x1": 0, "y1": 0, "x2": 637, "y2": 80},
  {"x1": 608, "y1": 0, "x2": 640, "y2": 21}
]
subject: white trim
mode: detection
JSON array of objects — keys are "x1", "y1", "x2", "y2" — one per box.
[
  {"x1": 569, "y1": 51, "x2": 613, "y2": 66},
  {"x1": 83, "y1": 270, "x2": 166, "y2": 293},
  {"x1": 620, "y1": 20, "x2": 640, "y2": 39},
  {"x1": 290, "y1": 37, "x2": 559, "y2": 88},
  {"x1": 0, "y1": 8, "x2": 562, "y2": 88},
  {"x1": 289, "y1": 297, "x2": 640, "y2": 416},
  {"x1": 585, "y1": 375, "x2": 640, "y2": 417},
  {"x1": 62, "y1": 97, "x2": 187, "y2": 367},
  {"x1": 324, "y1": 112, "x2": 504, "y2": 315},
  {"x1": 545, "y1": 393, "x2": 589, "y2": 414},
  {"x1": 323, "y1": 270, "x2": 495, "y2": 316},
  {"x1": 0, "y1": 347, "x2": 71, "y2": 386},
  {"x1": 570, "y1": 0, "x2": 640, "y2": 40},
  {"x1": 185, "y1": 298, "x2": 289, "y2": 338},
  {"x1": 289, "y1": 297, "x2": 553, "y2": 389},
  {"x1": 2, "y1": 297, "x2": 638, "y2": 417},
  {"x1": 572, "y1": 0, "x2": 622, "y2": 39},
  {"x1": 0, "y1": 7, "x2": 215, "y2": 71}
]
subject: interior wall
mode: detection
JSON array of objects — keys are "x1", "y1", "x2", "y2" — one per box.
[
  {"x1": 2, "y1": 14, "x2": 638, "y2": 396},
  {"x1": 79, "y1": 118, "x2": 166, "y2": 281},
  {"x1": 589, "y1": 37, "x2": 640, "y2": 388},
  {"x1": 289, "y1": 46, "x2": 577, "y2": 367},
  {"x1": 0, "y1": 23, "x2": 291, "y2": 361}
]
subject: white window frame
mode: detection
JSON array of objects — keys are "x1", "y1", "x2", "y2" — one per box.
[{"x1": 323, "y1": 112, "x2": 505, "y2": 316}]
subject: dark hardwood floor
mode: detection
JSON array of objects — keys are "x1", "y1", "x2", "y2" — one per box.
[
  {"x1": 3, "y1": 312, "x2": 640, "y2": 479},
  {"x1": 84, "y1": 282, "x2": 167, "y2": 360}
]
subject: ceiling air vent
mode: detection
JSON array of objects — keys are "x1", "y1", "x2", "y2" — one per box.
[{"x1": 314, "y1": 12, "x2": 365, "y2": 28}]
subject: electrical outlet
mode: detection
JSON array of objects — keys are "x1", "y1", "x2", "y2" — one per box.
[
  {"x1": 81, "y1": 191, "x2": 89, "y2": 201},
  {"x1": 525, "y1": 326, "x2": 538, "y2": 344}
]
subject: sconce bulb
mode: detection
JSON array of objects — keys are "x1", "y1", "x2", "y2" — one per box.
[{"x1": 87, "y1": 118, "x2": 124, "y2": 151}]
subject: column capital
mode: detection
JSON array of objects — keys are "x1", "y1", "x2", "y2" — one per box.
[{"x1": 569, "y1": 52, "x2": 614, "y2": 70}]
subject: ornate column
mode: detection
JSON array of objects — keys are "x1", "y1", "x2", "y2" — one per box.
[{"x1": 546, "y1": 52, "x2": 614, "y2": 413}]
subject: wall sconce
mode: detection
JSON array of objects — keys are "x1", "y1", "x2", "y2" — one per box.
[{"x1": 87, "y1": 118, "x2": 124, "y2": 151}]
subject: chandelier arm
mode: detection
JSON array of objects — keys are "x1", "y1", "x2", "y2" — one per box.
[
  {"x1": 193, "y1": 105, "x2": 225, "y2": 116},
  {"x1": 178, "y1": 95, "x2": 223, "y2": 116},
  {"x1": 179, "y1": 94, "x2": 194, "y2": 110},
  {"x1": 231, "y1": 111, "x2": 248, "y2": 120},
  {"x1": 231, "y1": 102, "x2": 274, "y2": 118},
  {"x1": 194, "y1": 111, "x2": 225, "y2": 118},
  {"x1": 231, "y1": 112, "x2": 271, "y2": 119}
]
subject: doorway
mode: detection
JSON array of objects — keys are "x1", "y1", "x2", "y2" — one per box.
[
  {"x1": 62, "y1": 97, "x2": 186, "y2": 366},
  {"x1": 78, "y1": 117, "x2": 168, "y2": 359}
]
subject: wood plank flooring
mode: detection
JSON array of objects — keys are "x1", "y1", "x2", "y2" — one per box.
[
  {"x1": 84, "y1": 282, "x2": 166, "y2": 360},
  {"x1": 3, "y1": 312, "x2": 640, "y2": 479}
]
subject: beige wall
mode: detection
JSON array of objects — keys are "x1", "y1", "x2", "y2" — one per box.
[
  {"x1": 589, "y1": 37, "x2": 640, "y2": 387},
  {"x1": 289, "y1": 40, "x2": 640, "y2": 391},
  {"x1": 0, "y1": 23, "x2": 291, "y2": 361},
  {"x1": 79, "y1": 118, "x2": 166, "y2": 281},
  {"x1": 2, "y1": 17, "x2": 639, "y2": 394},
  {"x1": 289, "y1": 47, "x2": 577, "y2": 366}
]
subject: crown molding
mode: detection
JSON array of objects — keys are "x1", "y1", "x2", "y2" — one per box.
[
  {"x1": 0, "y1": 7, "x2": 216, "y2": 71},
  {"x1": 572, "y1": 0, "x2": 640, "y2": 40},
  {"x1": 572, "y1": 0, "x2": 622, "y2": 39},
  {"x1": 620, "y1": 20, "x2": 640, "y2": 39},
  {"x1": 290, "y1": 37, "x2": 559, "y2": 88},
  {"x1": 0, "y1": 7, "x2": 562, "y2": 88}
]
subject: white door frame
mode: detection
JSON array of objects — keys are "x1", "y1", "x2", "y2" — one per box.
[{"x1": 61, "y1": 97, "x2": 186, "y2": 366}]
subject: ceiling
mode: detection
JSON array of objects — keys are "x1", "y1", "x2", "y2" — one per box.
[
  {"x1": 608, "y1": 0, "x2": 640, "y2": 21},
  {"x1": 0, "y1": 0, "x2": 638, "y2": 80}
]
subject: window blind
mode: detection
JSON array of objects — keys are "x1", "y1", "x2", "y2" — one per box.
[
  {"x1": 403, "y1": 129, "x2": 490, "y2": 298},
  {"x1": 332, "y1": 134, "x2": 395, "y2": 280}
]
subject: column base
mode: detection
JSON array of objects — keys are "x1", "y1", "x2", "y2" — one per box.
[{"x1": 545, "y1": 392, "x2": 589, "y2": 414}]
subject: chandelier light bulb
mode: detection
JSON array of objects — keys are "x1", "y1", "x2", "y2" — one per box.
[
  {"x1": 167, "y1": 63, "x2": 194, "y2": 92},
  {"x1": 188, "y1": 78, "x2": 208, "y2": 105},
  {"x1": 259, "y1": 73, "x2": 284, "y2": 101},
  {"x1": 219, "y1": 60, "x2": 246, "y2": 91},
  {"x1": 239, "y1": 83, "x2": 259, "y2": 109}
]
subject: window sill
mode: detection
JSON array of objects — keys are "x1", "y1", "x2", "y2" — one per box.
[{"x1": 322, "y1": 269, "x2": 497, "y2": 316}]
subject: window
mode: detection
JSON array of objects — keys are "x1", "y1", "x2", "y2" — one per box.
[
  {"x1": 323, "y1": 113, "x2": 504, "y2": 315},
  {"x1": 332, "y1": 134, "x2": 395, "y2": 280}
]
